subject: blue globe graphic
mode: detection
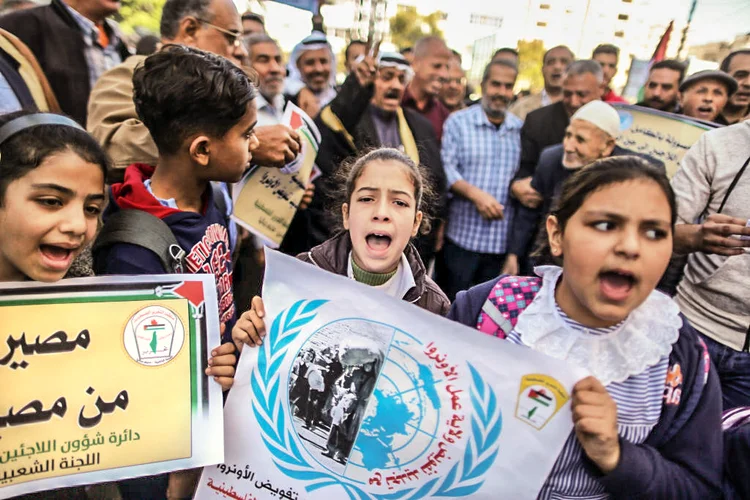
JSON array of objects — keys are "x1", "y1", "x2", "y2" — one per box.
[{"x1": 348, "y1": 330, "x2": 442, "y2": 474}]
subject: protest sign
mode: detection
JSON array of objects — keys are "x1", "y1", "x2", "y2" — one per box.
[
  {"x1": 0, "y1": 275, "x2": 224, "y2": 499},
  {"x1": 195, "y1": 251, "x2": 588, "y2": 500},
  {"x1": 614, "y1": 104, "x2": 718, "y2": 178},
  {"x1": 232, "y1": 103, "x2": 322, "y2": 248}
]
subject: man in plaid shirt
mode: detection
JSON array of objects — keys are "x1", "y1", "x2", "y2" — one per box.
[{"x1": 439, "y1": 59, "x2": 522, "y2": 300}]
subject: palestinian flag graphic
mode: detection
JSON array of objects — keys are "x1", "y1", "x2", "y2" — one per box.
[{"x1": 515, "y1": 374, "x2": 570, "y2": 430}]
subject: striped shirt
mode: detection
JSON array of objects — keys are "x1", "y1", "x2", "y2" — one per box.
[
  {"x1": 508, "y1": 307, "x2": 669, "y2": 499},
  {"x1": 63, "y1": 2, "x2": 123, "y2": 89},
  {"x1": 441, "y1": 105, "x2": 522, "y2": 254}
]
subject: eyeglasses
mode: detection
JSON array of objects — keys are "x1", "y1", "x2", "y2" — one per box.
[{"x1": 196, "y1": 18, "x2": 244, "y2": 50}]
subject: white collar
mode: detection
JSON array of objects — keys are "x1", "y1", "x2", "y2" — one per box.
[{"x1": 514, "y1": 266, "x2": 681, "y2": 385}]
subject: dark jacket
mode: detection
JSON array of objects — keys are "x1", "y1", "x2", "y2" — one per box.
[
  {"x1": 508, "y1": 144, "x2": 666, "y2": 257},
  {"x1": 0, "y1": 0, "x2": 130, "y2": 125},
  {"x1": 448, "y1": 277, "x2": 723, "y2": 500},
  {"x1": 297, "y1": 231, "x2": 450, "y2": 316},
  {"x1": 93, "y1": 164, "x2": 237, "y2": 338},
  {"x1": 313, "y1": 73, "x2": 447, "y2": 263},
  {"x1": 515, "y1": 101, "x2": 570, "y2": 180}
]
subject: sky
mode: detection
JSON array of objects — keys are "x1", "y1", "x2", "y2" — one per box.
[{"x1": 674, "y1": 0, "x2": 749, "y2": 45}]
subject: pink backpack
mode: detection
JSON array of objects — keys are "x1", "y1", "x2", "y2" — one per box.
[{"x1": 476, "y1": 275, "x2": 542, "y2": 338}]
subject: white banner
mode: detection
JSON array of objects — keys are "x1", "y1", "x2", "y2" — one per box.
[{"x1": 195, "y1": 250, "x2": 588, "y2": 500}]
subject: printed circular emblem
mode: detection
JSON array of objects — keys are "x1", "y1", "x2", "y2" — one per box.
[{"x1": 123, "y1": 305, "x2": 185, "y2": 366}]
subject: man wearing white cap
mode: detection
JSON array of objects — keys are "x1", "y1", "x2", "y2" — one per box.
[
  {"x1": 503, "y1": 100, "x2": 664, "y2": 274},
  {"x1": 314, "y1": 50, "x2": 447, "y2": 263},
  {"x1": 285, "y1": 30, "x2": 337, "y2": 118}
]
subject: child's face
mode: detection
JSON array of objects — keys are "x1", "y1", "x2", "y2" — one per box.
[
  {"x1": 548, "y1": 179, "x2": 672, "y2": 327},
  {"x1": 343, "y1": 160, "x2": 423, "y2": 274},
  {"x1": 0, "y1": 151, "x2": 105, "y2": 282},
  {"x1": 207, "y1": 102, "x2": 259, "y2": 182}
]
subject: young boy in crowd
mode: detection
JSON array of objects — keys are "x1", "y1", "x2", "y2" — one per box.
[
  {"x1": 93, "y1": 45, "x2": 259, "y2": 498},
  {"x1": 94, "y1": 44, "x2": 259, "y2": 340}
]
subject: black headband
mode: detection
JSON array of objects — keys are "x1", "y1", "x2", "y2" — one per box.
[{"x1": 0, "y1": 114, "x2": 84, "y2": 146}]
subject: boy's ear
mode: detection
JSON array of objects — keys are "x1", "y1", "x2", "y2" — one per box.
[
  {"x1": 546, "y1": 215, "x2": 563, "y2": 257},
  {"x1": 189, "y1": 136, "x2": 212, "y2": 167}
]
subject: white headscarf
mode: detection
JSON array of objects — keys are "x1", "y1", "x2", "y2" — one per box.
[{"x1": 285, "y1": 31, "x2": 337, "y2": 106}]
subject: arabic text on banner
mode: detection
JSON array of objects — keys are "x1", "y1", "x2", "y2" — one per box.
[
  {"x1": 232, "y1": 103, "x2": 321, "y2": 248},
  {"x1": 195, "y1": 250, "x2": 588, "y2": 500},
  {"x1": 0, "y1": 275, "x2": 224, "y2": 499},
  {"x1": 614, "y1": 104, "x2": 718, "y2": 178}
]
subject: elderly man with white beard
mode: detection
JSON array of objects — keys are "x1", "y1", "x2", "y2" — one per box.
[{"x1": 502, "y1": 101, "x2": 665, "y2": 275}]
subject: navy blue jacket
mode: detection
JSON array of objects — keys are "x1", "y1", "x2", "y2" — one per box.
[
  {"x1": 93, "y1": 164, "x2": 237, "y2": 339},
  {"x1": 508, "y1": 145, "x2": 666, "y2": 257},
  {"x1": 448, "y1": 276, "x2": 723, "y2": 499}
]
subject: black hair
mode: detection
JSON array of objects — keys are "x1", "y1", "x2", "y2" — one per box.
[
  {"x1": 133, "y1": 44, "x2": 257, "y2": 156},
  {"x1": 651, "y1": 59, "x2": 687, "y2": 83},
  {"x1": 533, "y1": 156, "x2": 677, "y2": 265},
  {"x1": 720, "y1": 49, "x2": 750, "y2": 73},
  {"x1": 592, "y1": 43, "x2": 620, "y2": 60},
  {"x1": 160, "y1": 0, "x2": 213, "y2": 40},
  {"x1": 330, "y1": 148, "x2": 436, "y2": 236},
  {"x1": 345, "y1": 40, "x2": 367, "y2": 60},
  {"x1": 493, "y1": 47, "x2": 519, "y2": 59},
  {"x1": 135, "y1": 34, "x2": 160, "y2": 56},
  {"x1": 0, "y1": 111, "x2": 109, "y2": 204},
  {"x1": 543, "y1": 45, "x2": 574, "y2": 64},
  {"x1": 242, "y1": 11, "x2": 265, "y2": 25}
]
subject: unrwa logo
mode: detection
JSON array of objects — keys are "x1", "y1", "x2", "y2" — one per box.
[{"x1": 123, "y1": 305, "x2": 185, "y2": 366}]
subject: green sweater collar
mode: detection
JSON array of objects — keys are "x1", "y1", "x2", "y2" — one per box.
[{"x1": 351, "y1": 258, "x2": 397, "y2": 286}]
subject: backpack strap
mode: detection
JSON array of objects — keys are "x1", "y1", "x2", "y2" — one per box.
[
  {"x1": 93, "y1": 210, "x2": 186, "y2": 273},
  {"x1": 477, "y1": 275, "x2": 542, "y2": 338}
]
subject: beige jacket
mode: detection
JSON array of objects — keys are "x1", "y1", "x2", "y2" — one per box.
[
  {"x1": 508, "y1": 92, "x2": 544, "y2": 121},
  {"x1": 673, "y1": 122, "x2": 750, "y2": 351},
  {"x1": 0, "y1": 28, "x2": 60, "y2": 113},
  {"x1": 86, "y1": 55, "x2": 156, "y2": 183}
]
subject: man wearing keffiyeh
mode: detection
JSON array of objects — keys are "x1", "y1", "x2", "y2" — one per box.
[
  {"x1": 285, "y1": 30, "x2": 337, "y2": 118},
  {"x1": 309, "y1": 50, "x2": 447, "y2": 266}
]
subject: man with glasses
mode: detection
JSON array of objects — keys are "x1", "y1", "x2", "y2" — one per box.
[
  {"x1": 88, "y1": 0, "x2": 302, "y2": 183},
  {"x1": 440, "y1": 51, "x2": 467, "y2": 112},
  {"x1": 0, "y1": 0, "x2": 130, "y2": 125}
]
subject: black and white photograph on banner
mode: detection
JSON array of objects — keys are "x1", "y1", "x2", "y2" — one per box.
[{"x1": 287, "y1": 319, "x2": 392, "y2": 474}]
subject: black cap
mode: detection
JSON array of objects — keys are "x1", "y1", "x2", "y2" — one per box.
[{"x1": 679, "y1": 70, "x2": 738, "y2": 96}]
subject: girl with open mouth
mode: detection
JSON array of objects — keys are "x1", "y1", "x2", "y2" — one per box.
[
  {"x1": 232, "y1": 148, "x2": 450, "y2": 352},
  {"x1": 448, "y1": 156, "x2": 722, "y2": 499}
]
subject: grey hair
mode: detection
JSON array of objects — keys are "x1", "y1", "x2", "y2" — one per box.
[
  {"x1": 160, "y1": 0, "x2": 214, "y2": 40},
  {"x1": 482, "y1": 59, "x2": 518, "y2": 84},
  {"x1": 245, "y1": 33, "x2": 280, "y2": 56},
  {"x1": 565, "y1": 59, "x2": 604, "y2": 83}
]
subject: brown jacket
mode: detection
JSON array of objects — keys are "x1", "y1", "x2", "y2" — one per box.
[
  {"x1": 297, "y1": 232, "x2": 450, "y2": 316},
  {"x1": 508, "y1": 92, "x2": 544, "y2": 121},
  {"x1": 86, "y1": 55, "x2": 156, "y2": 183},
  {"x1": 0, "y1": 28, "x2": 60, "y2": 113}
]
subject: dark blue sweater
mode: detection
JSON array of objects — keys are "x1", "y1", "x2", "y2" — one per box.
[
  {"x1": 448, "y1": 276, "x2": 723, "y2": 499},
  {"x1": 93, "y1": 164, "x2": 237, "y2": 339}
]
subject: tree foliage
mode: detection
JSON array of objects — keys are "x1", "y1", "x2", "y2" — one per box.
[
  {"x1": 116, "y1": 0, "x2": 166, "y2": 35},
  {"x1": 388, "y1": 9, "x2": 444, "y2": 50},
  {"x1": 516, "y1": 39, "x2": 545, "y2": 92}
]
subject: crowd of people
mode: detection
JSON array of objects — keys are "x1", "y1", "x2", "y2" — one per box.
[{"x1": 1, "y1": 0, "x2": 750, "y2": 499}]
